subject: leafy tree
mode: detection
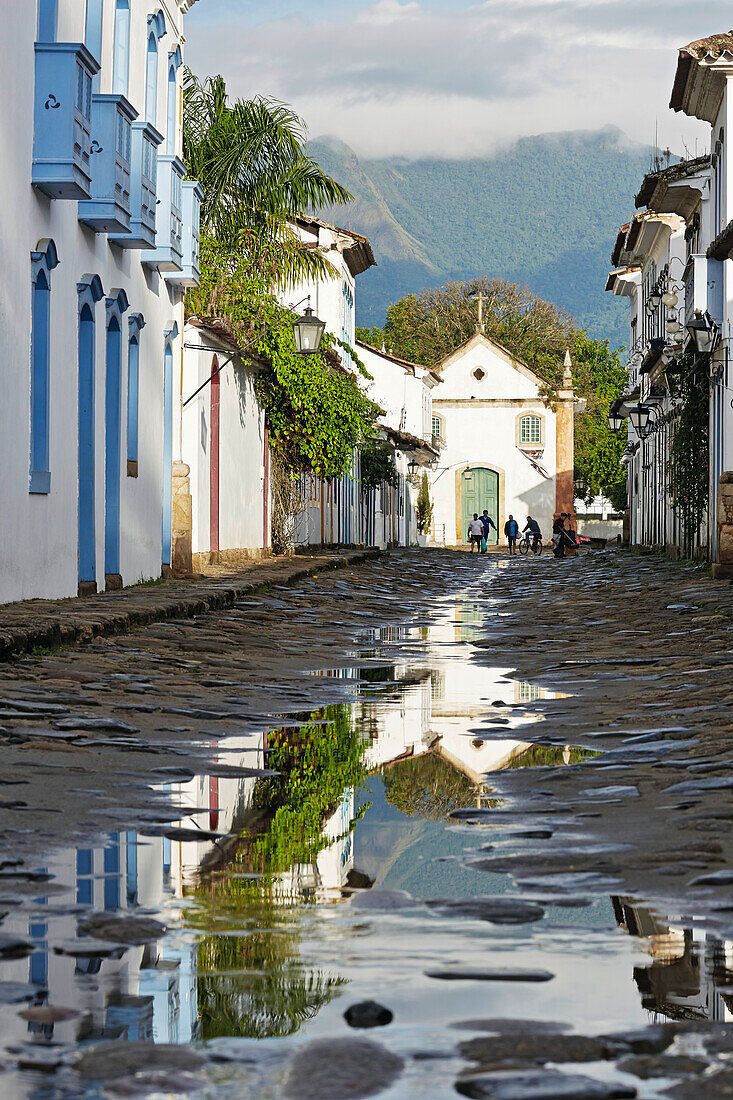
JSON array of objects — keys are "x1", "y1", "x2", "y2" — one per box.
[
  {"x1": 183, "y1": 70, "x2": 351, "y2": 285},
  {"x1": 667, "y1": 352, "x2": 710, "y2": 556},
  {"x1": 360, "y1": 442, "x2": 397, "y2": 490},
  {"x1": 572, "y1": 334, "x2": 629, "y2": 511},
  {"x1": 356, "y1": 325, "x2": 391, "y2": 350},
  {"x1": 381, "y1": 753, "x2": 477, "y2": 821},
  {"x1": 379, "y1": 277, "x2": 576, "y2": 380},
  {"x1": 416, "y1": 472, "x2": 433, "y2": 535}
]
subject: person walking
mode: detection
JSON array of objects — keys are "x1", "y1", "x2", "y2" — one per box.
[
  {"x1": 467, "y1": 513, "x2": 484, "y2": 552},
  {"x1": 504, "y1": 514, "x2": 519, "y2": 554},
  {"x1": 552, "y1": 513, "x2": 565, "y2": 558},
  {"x1": 481, "y1": 510, "x2": 497, "y2": 547},
  {"x1": 522, "y1": 515, "x2": 542, "y2": 550}
]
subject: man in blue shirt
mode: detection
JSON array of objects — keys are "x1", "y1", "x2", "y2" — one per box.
[
  {"x1": 481, "y1": 510, "x2": 497, "y2": 546},
  {"x1": 504, "y1": 514, "x2": 519, "y2": 554}
]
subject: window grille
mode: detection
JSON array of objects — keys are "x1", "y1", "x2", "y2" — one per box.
[{"x1": 520, "y1": 415, "x2": 541, "y2": 445}]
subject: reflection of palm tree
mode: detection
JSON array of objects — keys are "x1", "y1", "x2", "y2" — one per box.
[
  {"x1": 197, "y1": 922, "x2": 345, "y2": 1039},
  {"x1": 185, "y1": 704, "x2": 367, "y2": 1041}
]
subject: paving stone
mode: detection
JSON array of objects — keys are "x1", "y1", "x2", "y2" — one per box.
[
  {"x1": 344, "y1": 1001, "x2": 393, "y2": 1029},
  {"x1": 454, "y1": 1070, "x2": 637, "y2": 1098},
  {"x1": 426, "y1": 897, "x2": 545, "y2": 925},
  {"x1": 283, "y1": 1038, "x2": 404, "y2": 1099},
  {"x1": 426, "y1": 968, "x2": 554, "y2": 983},
  {"x1": 459, "y1": 1034, "x2": 613, "y2": 1068},
  {"x1": 77, "y1": 914, "x2": 166, "y2": 945},
  {"x1": 350, "y1": 889, "x2": 421, "y2": 911},
  {"x1": 74, "y1": 1042, "x2": 207, "y2": 1080}
]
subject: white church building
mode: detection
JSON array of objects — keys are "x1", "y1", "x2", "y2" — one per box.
[{"x1": 428, "y1": 332, "x2": 576, "y2": 546}]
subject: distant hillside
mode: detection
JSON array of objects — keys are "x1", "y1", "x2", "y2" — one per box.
[{"x1": 309, "y1": 129, "x2": 653, "y2": 350}]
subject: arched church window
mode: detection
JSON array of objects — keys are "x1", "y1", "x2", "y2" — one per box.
[{"x1": 520, "y1": 414, "x2": 542, "y2": 445}]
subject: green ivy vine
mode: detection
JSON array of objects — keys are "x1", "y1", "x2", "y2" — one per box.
[
  {"x1": 360, "y1": 441, "x2": 398, "y2": 491},
  {"x1": 667, "y1": 351, "x2": 710, "y2": 554},
  {"x1": 186, "y1": 234, "x2": 379, "y2": 479}
]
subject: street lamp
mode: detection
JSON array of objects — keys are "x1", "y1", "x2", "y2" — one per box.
[
  {"x1": 686, "y1": 311, "x2": 720, "y2": 355},
  {"x1": 292, "y1": 302, "x2": 326, "y2": 355},
  {"x1": 628, "y1": 404, "x2": 650, "y2": 434},
  {"x1": 608, "y1": 410, "x2": 624, "y2": 431}
]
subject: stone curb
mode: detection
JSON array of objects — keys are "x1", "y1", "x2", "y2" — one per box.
[{"x1": 0, "y1": 549, "x2": 381, "y2": 662}]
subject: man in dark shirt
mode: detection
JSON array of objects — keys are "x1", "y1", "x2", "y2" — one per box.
[
  {"x1": 522, "y1": 515, "x2": 541, "y2": 550},
  {"x1": 504, "y1": 514, "x2": 519, "y2": 554}
]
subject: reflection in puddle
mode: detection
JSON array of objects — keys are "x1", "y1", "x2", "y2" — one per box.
[
  {"x1": 614, "y1": 898, "x2": 733, "y2": 1023},
  {"x1": 0, "y1": 599, "x2": 726, "y2": 1094}
]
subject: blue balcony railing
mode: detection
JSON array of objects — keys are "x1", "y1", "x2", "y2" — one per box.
[
  {"x1": 33, "y1": 42, "x2": 100, "y2": 199},
  {"x1": 78, "y1": 95, "x2": 137, "y2": 234},
  {"x1": 166, "y1": 181, "x2": 203, "y2": 287},
  {"x1": 141, "y1": 155, "x2": 185, "y2": 271},
  {"x1": 108, "y1": 121, "x2": 163, "y2": 249}
]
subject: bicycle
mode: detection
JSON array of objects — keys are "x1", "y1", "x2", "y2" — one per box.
[{"x1": 519, "y1": 534, "x2": 543, "y2": 556}]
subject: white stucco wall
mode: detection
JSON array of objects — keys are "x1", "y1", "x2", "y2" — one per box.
[
  {"x1": 181, "y1": 326, "x2": 268, "y2": 555},
  {"x1": 0, "y1": 0, "x2": 195, "y2": 602},
  {"x1": 430, "y1": 335, "x2": 557, "y2": 544}
]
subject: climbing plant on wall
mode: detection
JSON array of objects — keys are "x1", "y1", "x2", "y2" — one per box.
[
  {"x1": 667, "y1": 352, "x2": 710, "y2": 556},
  {"x1": 186, "y1": 235, "x2": 379, "y2": 480}
]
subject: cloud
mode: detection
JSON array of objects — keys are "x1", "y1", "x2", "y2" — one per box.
[{"x1": 185, "y1": 0, "x2": 727, "y2": 157}]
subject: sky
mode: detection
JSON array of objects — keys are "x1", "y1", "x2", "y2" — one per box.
[{"x1": 185, "y1": 0, "x2": 730, "y2": 159}]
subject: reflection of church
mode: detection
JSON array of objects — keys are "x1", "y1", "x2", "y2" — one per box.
[{"x1": 429, "y1": 329, "x2": 578, "y2": 545}]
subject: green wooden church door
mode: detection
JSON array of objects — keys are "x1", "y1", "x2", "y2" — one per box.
[{"x1": 461, "y1": 468, "x2": 499, "y2": 543}]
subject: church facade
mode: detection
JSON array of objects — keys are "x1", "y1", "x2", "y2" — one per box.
[{"x1": 428, "y1": 333, "x2": 576, "y2": 546}]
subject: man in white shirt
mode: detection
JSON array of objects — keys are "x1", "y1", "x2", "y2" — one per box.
[{"x1": 467, "y1": 513, "x2": 484, "y2": 552}]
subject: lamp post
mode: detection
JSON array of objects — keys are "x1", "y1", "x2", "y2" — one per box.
[
  {"x1": 608, "y1": 411, "x2": 624, "y2": 432},
  {"x1": 628, "y1": 404, "x2": 650, "y2": 435},
  {"x1": 686, "y1": 311, "x2": 720, "y2": 355},
  {"x1": 292, "y1": 302, "x2": 327, "y2": 355},
  {"x1": 182, "y1": 296, "x2": 326, "y2": 408}
]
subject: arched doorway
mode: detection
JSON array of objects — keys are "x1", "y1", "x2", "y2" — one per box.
[{"x1": 461, "y1": 467, "x2": 499, "y2": 544}]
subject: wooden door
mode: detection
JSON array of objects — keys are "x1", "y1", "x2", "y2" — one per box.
[{"x1": 461, "y1": 468, "x2": 499, "y2": 544}]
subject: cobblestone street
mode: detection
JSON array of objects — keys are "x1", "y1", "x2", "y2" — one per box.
[{"x1": 1, "y1": 546, "x2": 733, "y2": 1098}]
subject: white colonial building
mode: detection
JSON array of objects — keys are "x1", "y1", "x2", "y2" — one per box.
[
  {"x1": 356, "y1": 341, "x2": 441, "y2": 548},
  {"x1": 0, "y1": 0, "x2": 201, "y2": 603},
  {"x1": 607, "y1": 32, "x2": 733, "y2": 574},
  {"x1": 427, "y1": 331, "x2": 575, "y2": 546}
]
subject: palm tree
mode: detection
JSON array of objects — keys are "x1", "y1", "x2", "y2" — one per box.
[{"x1": 183, "y1": 71, "x2": 352, "y2": 286}]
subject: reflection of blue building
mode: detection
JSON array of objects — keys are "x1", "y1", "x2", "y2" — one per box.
[{"x1": 3, "y1": 830, "x2": 198, "y2": 1051}]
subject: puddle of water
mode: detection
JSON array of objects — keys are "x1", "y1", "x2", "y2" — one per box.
[{"x1": 0, "y1": 601, "x2": 729, "y2": 1097}]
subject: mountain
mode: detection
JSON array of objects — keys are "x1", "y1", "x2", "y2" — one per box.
[{"x1": 309, "y1": 128, "x2": 653, "y2": 350}]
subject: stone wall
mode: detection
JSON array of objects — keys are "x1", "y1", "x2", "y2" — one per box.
[{"x1": 713, "y1": 472, "x2": 733, "y2": 580}]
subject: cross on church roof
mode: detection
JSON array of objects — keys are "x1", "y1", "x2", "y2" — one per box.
[{"x1": 469, "y1": 289, "x2": 486, "y2": 334}]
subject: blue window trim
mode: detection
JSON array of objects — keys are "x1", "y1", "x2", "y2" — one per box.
[
  {"x1": 104, "y1": 289, "x2": 129, "y2": 578},
  {"x1": 85, "y1": 0, "x2": 103, "y2": 83},
  {"x1": 162, "y1": 321, "x2": 178, "y2": 567},
  {"x1": 127, "y1": 312, "x2": 145, "y2": 469},
  {"x1": 77, "y1": 274, "x2": 104, "y2": 588},
  {"x1": 166, "y1": 62, "x2": 177, "y2": 154},
  {"x1": 37, "y1": 0, "x2": 58, "y2": 42},
  {"x1": 112, "y1": 0, "x2": 131, "y2": 96},
  {"x1": 148, "y1": 10, "x2": 167, "y2": 39},
  {"x1": 29, "y1": 239, "x2": 59, "y2": 495},
  {"x1": 145, "y1": 31, "x2": 158, "y2": 125}
]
